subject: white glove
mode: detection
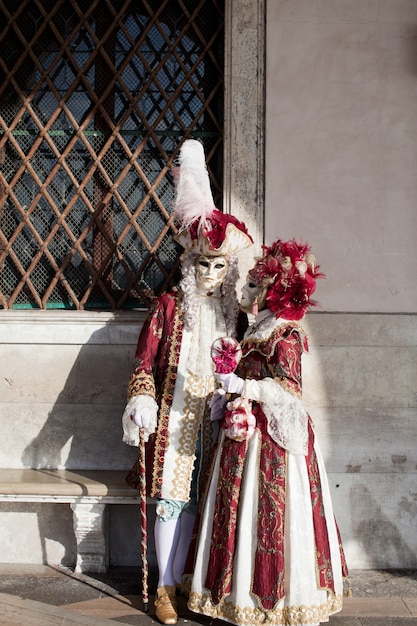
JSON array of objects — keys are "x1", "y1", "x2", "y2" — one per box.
[
  {"x1": 209, "y1": 388, "x2": 227, "y2": 421},
  {"x1": 130, "y1": 405, "x2": 151, "y2": 429},
  {"x1": 122, "y1": 395, "x2": 158, "y2": 446},
  {"x1": 215, "y1": 372, "x2": 245, "y2": 394}
]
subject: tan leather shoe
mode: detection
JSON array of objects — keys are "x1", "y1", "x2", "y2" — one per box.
[{"x1": 154, "y1": 585, "x2": 177, "y2": 625}]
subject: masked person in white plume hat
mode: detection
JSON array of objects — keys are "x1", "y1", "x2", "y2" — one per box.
[{"x1": 122, "y1": 139, "x2": 253, "y2": 625}]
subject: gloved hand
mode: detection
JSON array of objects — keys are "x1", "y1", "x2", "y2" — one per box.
[
  {"x1": 209, "y1": 388, "x2": 227, "y2": 420},
  {"x1": 130, "y1": 405, "x2": 151, "y2": 429},
  {"x1": 122, "y1": 395, "x2": 158, "y2": 446},
  {"x1": 215, "y1": 372, "x2": 244, "y2": 394}
]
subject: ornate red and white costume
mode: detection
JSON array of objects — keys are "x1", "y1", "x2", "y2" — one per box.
[
  {"x1": 189, "y1": 310, "x2": 347, "y2": 626},
  {"x1": 188, "y1": 242, "x2": 349, "y2": 626},
  {"x1": 124, "y1": 288, "x2": 226, "y2": 502},
  {"x1": 121, "y1": 139, "x2": 253, "y2": 625}
]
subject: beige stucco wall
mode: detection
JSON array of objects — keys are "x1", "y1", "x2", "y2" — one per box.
[
  {"x1": 265, "y1": 0, "x2": 417, "y2": 313},
  {"x1": 264, "y1": 0, "x2": 417, "y2": 570}
]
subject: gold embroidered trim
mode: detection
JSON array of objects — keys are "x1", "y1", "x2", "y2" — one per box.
[
  {"x1": 273, "y1": 375, "x2": 302, "y2": 399},
  {"x1": 242, "y1": 321, "x2": 307, "y2": 359},
  {"x1": 188, "y1": 590, "x2": 343, "y2": 625},
  {"x1": 171, "y1": 373, "x2": 215, "y2": 500},
  {"x1": 150, "y1": 297, "x2": 183, "y2": 497},
  {"x1": 127, "y1": 371, "x2": 155, "y2": 399}
]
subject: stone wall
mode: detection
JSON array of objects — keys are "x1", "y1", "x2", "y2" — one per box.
[
  {"x1": 303, "y1": 313, "x2": 417, "y2": 569},
  {"x1": 1, "y1": 0, "x2": 416, "y2": 573},
  {"x1": 0, "y1": 311, "x2": 415, "y2": 568},
  {"x1": 0, "y1": 311, "x2": 142, "y2": 566}
]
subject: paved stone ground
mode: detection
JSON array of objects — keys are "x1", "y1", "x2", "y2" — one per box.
[
  {"x1": 0, "y1": 565, "x2": 417, "y2": 625},
  {"x1": 349, "y1": 569, "x2": 417, "y2": 597},
  {"x1": 1, "y1": 565, "x2": 416, "y2": 603}
]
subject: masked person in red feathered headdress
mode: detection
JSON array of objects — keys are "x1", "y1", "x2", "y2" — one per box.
[
  {"x1": 121, "y1": 140, "x2": 253, "y2": 625},
  {"x1": 188, "y1": 239, "x2": 350, "y2": 626}
]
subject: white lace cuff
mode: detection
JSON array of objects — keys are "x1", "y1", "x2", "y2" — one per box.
[
  {"x1": 122, "y1": 395, "x2": 158, "y2": 446},
  {"x1": 244, "y1": 378, "x2": 308, "y2": 455}
]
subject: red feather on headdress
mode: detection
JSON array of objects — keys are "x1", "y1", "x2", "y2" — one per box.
[{"x1": 249, "y1": 239, "x2": 324, "y2": 320}]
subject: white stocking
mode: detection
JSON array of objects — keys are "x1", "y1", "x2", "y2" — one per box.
[
  {"x1": 154, "y1": 517, "x2": 181, "y2": 588},
  {"x1": 172, "y1": 511, "x2": 196, "y2": 584}
]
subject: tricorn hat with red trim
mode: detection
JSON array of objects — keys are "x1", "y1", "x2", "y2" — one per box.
[{"x1": 172, "y1": 140, "x2": 253, "y2": 256}]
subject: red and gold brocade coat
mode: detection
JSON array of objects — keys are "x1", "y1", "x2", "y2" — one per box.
[
  {"x1": 126, "y1": 288, "x2": 225, "y2": 502},
  {"x1": 188, "y1": 310, "x2": 348, "y2": 626}
]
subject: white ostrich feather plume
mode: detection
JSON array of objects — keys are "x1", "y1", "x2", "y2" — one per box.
[{"x1": 173, "y1": 139, "x2": 216, "y2": 231}]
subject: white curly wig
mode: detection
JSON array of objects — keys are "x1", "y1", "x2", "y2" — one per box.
[{"x1": 179, "y1": 251, "x2": 240, "y2": 336}]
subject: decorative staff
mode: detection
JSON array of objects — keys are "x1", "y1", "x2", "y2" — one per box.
[{"x1": 139, "y1": 427, "x2": 148, "y2": 612}]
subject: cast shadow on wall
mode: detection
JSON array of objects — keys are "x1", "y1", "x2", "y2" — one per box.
[
  {"x1": 350, "y1": 483, "x2": 417, "y2": 569},
  {"x1": 20, "y1": 326, "x2": 139, "y2": 567}
]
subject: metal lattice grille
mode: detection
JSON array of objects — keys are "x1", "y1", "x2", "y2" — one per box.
[{"x1": 0, "y1": 0, "x2": 224, "y2": 309}]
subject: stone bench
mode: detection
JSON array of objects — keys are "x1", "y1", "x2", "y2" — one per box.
[{"x1": 0, "y1": 468, "x2": 140, "y2": 574}]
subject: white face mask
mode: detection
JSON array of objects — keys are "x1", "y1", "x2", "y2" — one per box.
[
  {"x1": 240, "y1": 274, "x2": 262, "y2": 313},
  {"x1": 195, "y1": 255, "x2": 229, "y2": 293}
]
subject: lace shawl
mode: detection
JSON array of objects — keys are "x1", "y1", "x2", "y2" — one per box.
[{"x1": 242, "y1": 312, "x2": 309, "y2": 455}]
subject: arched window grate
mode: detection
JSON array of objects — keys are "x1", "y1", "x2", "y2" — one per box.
[{"x1": 0, "y1": 0, "x2": 224, "y2": 309}]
